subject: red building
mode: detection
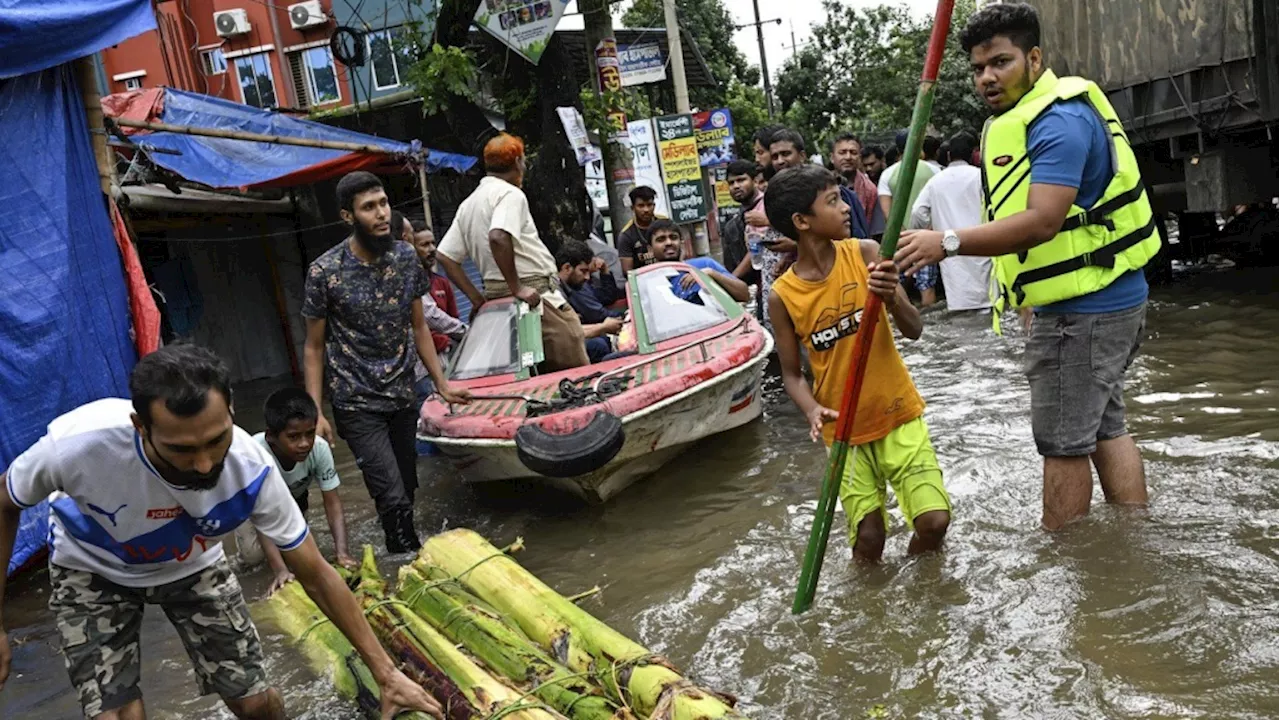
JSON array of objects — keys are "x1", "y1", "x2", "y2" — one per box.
[{"x1": 100, "y1": 0, "x2": 352, "y2": 112}]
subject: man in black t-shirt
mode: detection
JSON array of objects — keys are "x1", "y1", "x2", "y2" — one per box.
[{"x1": 617, "y1": 185, "x2": 665, "y2": 271}]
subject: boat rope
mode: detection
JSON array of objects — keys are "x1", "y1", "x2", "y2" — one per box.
[{"x1": 525, "y1": 373, "x2": 635, "y2": 418}]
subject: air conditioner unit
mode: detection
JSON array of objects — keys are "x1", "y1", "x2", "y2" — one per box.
[
  {"x1": 214, "y1": 9, "x2": 251, "y2": 38},
  {"x1": 288, "y1": 1, "x2": 326, "y2": 30}
]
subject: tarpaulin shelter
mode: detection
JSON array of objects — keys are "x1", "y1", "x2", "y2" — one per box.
[
  {"x1": 1, "y1": 0, "x2": 157, "y2": 577},
  {"x1": 102, "y1": 87, "x2": 477, "y2": 190}
]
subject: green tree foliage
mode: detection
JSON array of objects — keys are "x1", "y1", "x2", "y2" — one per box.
[
  {"x1": 723, "y1": 80, "x2": 770, "y2": 159},
  {"x1": 775, "y1": 0, "x2": 986, "y2": 150},
  {"x1": 621, "y1": 0, "x2": 760, "y2": 111}
]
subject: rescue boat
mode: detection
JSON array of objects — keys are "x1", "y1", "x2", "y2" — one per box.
[{"x1": 418, "y1": 261, "x2": 773, "y2": 503}]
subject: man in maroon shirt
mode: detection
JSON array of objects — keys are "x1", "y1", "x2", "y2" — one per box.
[{"x1": 408, "y1": 218, "x2": 465, "y2": 353}]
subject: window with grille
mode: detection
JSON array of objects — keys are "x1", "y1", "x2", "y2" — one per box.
[
  {"x1": 290, "y1": 47, "x2": 340, "y2": 108},
  {"x1": 124, "y1": 77, "x2": 143, "y2": 91}
]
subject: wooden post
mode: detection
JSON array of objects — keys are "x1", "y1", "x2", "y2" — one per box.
[
  {"x1": 75, "y1": 57, "x2": 114, "y2": 194},
  {"x1": 112, "y1": 117, "x2": 402, "y2": 154},
  {"x1": 417, "y1": 155, "x2": 434, "y2": 229}
]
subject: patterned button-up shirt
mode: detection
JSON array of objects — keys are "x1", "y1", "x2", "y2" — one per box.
[{"x1": 302, "y1": 240, "x2": 430, "y2": 413}]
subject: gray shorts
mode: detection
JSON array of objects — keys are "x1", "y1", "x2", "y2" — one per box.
[
  {"x1": 49, "y1": 558, "x2": 269, "y2": 717},
  {"x1": 1023, "y1": 303, "x2": 1146, "y2": 457}
]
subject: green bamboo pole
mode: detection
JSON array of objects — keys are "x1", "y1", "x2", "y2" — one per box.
[
  {"x1": 791, "y1": 0, "x2": 959, "y2": 615},
  {"x1": 265, "y1": 577, "x2": 433, "y2": 720},
  {"x1": 417, "y1": 530, "x2": 747, "y2": 720},
  {"x1": 397, "y1": 564, "x2": 635, "y2": 720},
  {"x1": 353, "y1": 547, "x2": 568, "y2": 720}
]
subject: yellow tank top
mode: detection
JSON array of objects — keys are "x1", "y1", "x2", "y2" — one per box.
[{"x1": 772, "y1": 240, "x2": 924, "y2": 445}]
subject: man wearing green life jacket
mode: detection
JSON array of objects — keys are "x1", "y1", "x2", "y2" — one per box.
[{"x1": 895, "y1": 2, "x2": 1161, "y2": 531}]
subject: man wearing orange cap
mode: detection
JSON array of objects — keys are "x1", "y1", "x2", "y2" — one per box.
[{"x1": 437, "y1": 134, "x2": 590, "y2": 370}]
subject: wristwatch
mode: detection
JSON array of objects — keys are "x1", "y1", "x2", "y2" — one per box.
[{"x1": 942, "y1": 229, "x2": 961, "y2": 258}]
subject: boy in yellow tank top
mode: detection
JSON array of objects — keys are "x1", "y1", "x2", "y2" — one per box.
[{"x1": 765, "y1": 165, "x2": 951, "y2": 562}]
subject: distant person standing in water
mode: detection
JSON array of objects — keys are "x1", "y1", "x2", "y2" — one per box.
[
  {"x1": 303, "y1": 171, "x2": 470, "y2": 554},
  {"x1": 896, "y1": 2, "x2": 1161, "y2": 530}
]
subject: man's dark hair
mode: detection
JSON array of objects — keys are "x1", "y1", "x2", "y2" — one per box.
[
  {"x1": 648, "y1": 217, "x2": 680, "y2": 238},
  {"x1": 937, "y1": 140, "x2": 951, "y2": 166},
  {"x1": 960, "y1": 1, "x2": 1041, "y2": 54},
  {"x1": 770, "y1": 128, "x2": 806, "y2": 154},
  {"x1": 411, "y1": 217, "x2": 431, "y2": 233},
  {"x1": 263, "y1": 387, "x2": 318, "y2": 435},
  {"x1": 130, "y1": 344, "x2": 232, "y2": 428},
  {"x1": 947, "y1": 131, "x2": 979, "y2": 165},
  {"x1": 753, "y1": 124, "x2": 784, "y2": 149},
  {"x1": 390, "y1": 210, "x2": 409, "y2": 238},
  {"x1": 726, "y1": 159, "x2": 758, "y2": 178},
  {"x1": 629, "y1": 185, "x2": 657, "y2": 204},
  {"x1": 922, "y1": 135, "x2": 942, "y2": 161},
  {"x1": 894, "y1": 129, "x2": 910, "y2": 153},
  {"x1": 554, "y1": 239, "x2": 595, "y2": 270},
  {"x1": 764, "y1": 165, "x2": 840, "y2": 241},
  {"x1": 885, "y1": 145, "x2": 900, "y2": 166},
  {"x1": 830, "y1": 131, "x2": 861, "y2": 153},
  {"x1": 336, "y1": 171, "x2": 384, "y2": 212},
  {"x1": 860, "y1": 145, "x2": 884, "y2": 161}
]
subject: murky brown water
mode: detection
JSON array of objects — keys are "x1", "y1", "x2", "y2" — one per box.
[{"x1": 3, "y1": 266, "x2": 1276, "y2": 719}]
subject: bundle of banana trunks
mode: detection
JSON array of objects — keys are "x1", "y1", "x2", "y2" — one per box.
[{"x1": 268, "y1": 529, "x2": 749, "y2": 720}]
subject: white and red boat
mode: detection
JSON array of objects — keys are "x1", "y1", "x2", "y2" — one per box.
[{"x1": 418, "y1": 261, "x2": 773, "y2": 503}]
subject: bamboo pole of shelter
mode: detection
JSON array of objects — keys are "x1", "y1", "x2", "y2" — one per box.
[
  {"x1": 791, "y1": 0, "x2": 957, "y2": 615},
  {"x1": 111, "y1": 117, "x2": 435, "y2": 224}
]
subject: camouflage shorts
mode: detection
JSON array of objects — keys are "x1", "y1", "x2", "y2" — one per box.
[{"x1": 49, "y1": 558, "x2": 269, "y2": 718}]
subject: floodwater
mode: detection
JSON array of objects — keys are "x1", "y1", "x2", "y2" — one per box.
[{"x1": 3, "y1": 266, "x2": 1276, "y2": 719}]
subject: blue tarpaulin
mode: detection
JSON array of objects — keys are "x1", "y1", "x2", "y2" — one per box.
[
  {"x1": 1, "y1": 0, "x2": 152, "y2": 576},
  {"x1": 1, "y1": 68, "x2": 139, "y2": 576},
  {"x1": 0, "y1": 0, "x2": 155, "y2": 79},
  {"x1": 106, "y1": 88, "x2": 477, "y2": 188}
]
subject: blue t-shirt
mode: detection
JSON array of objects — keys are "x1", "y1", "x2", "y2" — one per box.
[
  {"x1": 1028, "y1": 98, "x2": 1148, "y2": 314},
  {"x1": 671, "y1": 257, "x2": 731, "y2": 301}
]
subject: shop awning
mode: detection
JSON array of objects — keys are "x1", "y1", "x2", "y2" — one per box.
[{"x1": 102, "y1": 87, "x2": 477, "y2": 189}]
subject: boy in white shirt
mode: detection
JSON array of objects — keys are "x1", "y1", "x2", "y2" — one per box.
[{"x1": 234, "y1": 388, "x2": 356, "y2": 593}]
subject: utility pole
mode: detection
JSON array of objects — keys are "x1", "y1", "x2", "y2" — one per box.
[
  {"x1": 581, "y1": 0, "x2": 635, "y2": 243},
  {"x1": 744, "y1": 0, "x2": 779, "y2": 117},
  {"x1": 663, "y1": 0, "x2": 690, "y2": 113}
]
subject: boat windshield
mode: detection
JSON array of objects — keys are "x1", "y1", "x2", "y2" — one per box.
[
  {"x1": 449, "y1": 303, "x2": 520, "y2": 380},
  {"x1": 635, "y1": 267, "x2": 730, "y2": 344}
]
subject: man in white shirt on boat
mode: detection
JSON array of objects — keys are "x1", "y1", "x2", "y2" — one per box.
[
  {"x1": 436, "y1": 133, "x2": 590, "y2": 371},
  {"x1": 0, "y1": 344, "x2": 441, "y2": 720}
]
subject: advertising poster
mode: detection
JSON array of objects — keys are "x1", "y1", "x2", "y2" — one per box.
[
  {"x1": 556, "y1": 106, "x2": 601, "y2": 166},
  {"x1": 475, "y1": 0, "x2": 571, "y2": 65},
  {"x1": 626, "y1": 118, "x2": 670, "y2": 218},
  {"x1": 693, "y1": 107, "x2": 736, "y2": 167},
  {"x1": 618, "y1": 41, "x2": 666, "y2": 86},
  {"x1": 654, "y1": 113, "x2": 706, "y2": 223}
]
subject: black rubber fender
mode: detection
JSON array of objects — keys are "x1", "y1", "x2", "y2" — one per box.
[{"x1": 514, "y1": 411, "x2": 625, "y2": 478}]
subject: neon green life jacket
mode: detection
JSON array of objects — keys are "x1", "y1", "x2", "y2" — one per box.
[{"x1": 981, "y1": 70, "x2": 1160, "y2": 329}]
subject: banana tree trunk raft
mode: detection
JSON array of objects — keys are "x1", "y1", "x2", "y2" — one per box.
[
  {"x1": 418, "y1": 530, "x2": 746, "y2": 720},
  {"x1": 265, "y1": 578, "x2": 433, "y2": 720},
  {"x1": 397, "y1": 563, "x2": 636, "y2": 720},
  {"x1": 790, "y1": 0, "x2": 959, "y2": 615},
  {"x1": 354, "y1": 547, "x2": 569, "y2": 720}
]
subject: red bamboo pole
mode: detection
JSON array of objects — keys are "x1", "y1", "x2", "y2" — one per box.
[{"x1": 792, "y1": 0, "x2": 958, "y2": 614}]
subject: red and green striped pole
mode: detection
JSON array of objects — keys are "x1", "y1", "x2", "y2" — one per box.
[{"x1": 792, "y1": 0, "x2": 958, "y2": 615}]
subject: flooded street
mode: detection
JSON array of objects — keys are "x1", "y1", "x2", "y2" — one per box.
[{"x1": 3, "y1": 267, "x2": 1276, "y2": 719}]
